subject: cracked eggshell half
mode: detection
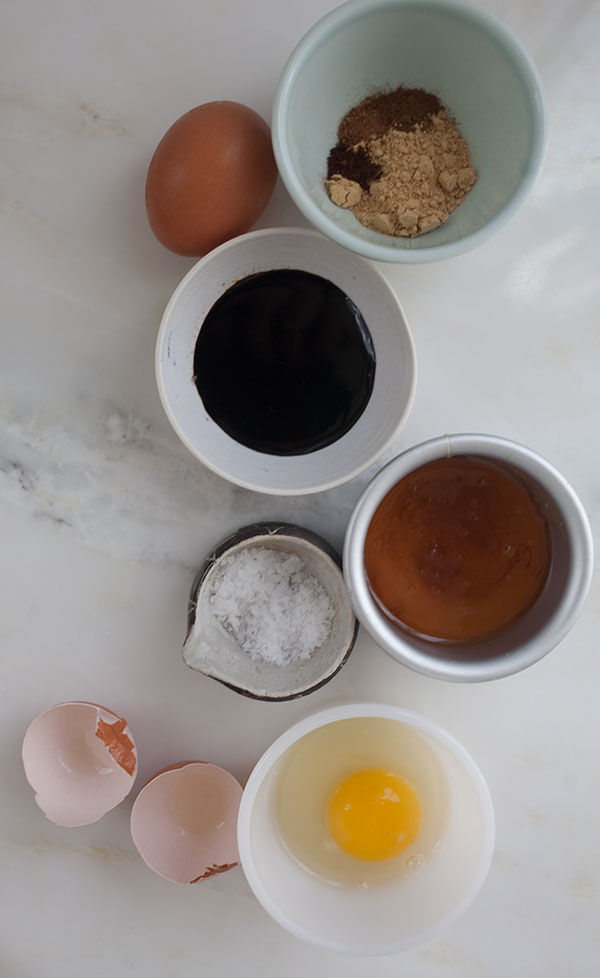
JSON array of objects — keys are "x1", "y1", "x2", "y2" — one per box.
[
  {"x1": 22, "y1": 701, "x2": 137, "y2": 827},
  {"x1": 130, "y1": 761, "x2": 242, "y2": 884}
]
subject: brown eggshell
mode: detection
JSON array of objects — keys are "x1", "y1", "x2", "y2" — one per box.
[
  {"x1": 130, "y1": 761, "x2": 242, "y2": 883},
  {"x1": 145, "y1": 101, "x2": 278, "y2": 256},
  {"x1": 22, "y1": 702, "x2": 137, "y2": 827}
]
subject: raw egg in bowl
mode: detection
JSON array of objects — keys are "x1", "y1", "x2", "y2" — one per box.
[{"x1": 237, "y1": 703, "x2": 494, "y2": 955}]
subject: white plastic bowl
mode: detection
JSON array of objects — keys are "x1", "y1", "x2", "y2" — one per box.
[
  {"x1": 273, "y1": 0, "x2": 547, "y2": 262},
  {"x1": 156, "y1": 227, "x2": 415, "y2": 494},
  {"x1": 238, "y1": 703, "x2": 495, "y2": 955}
]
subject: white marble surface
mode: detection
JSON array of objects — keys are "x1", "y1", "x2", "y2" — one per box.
[{"x1": 1, "y1": 0, "x2": 599, "y2": 974}]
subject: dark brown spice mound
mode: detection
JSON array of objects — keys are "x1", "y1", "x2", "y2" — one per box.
[
  {"x1": 338, "y1": 86, "x2": 443, "y2": 147},
  {"x1": 326, "y1": 144, "x2": 382, "y2": 190}
]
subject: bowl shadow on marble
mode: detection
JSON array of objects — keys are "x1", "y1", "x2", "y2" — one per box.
[{"x1": 183, "y1": 522, "x2": 359, "y2": 701}]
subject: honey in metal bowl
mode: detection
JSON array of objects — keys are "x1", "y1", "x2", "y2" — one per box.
[{"x1": 364, "y1": 455, "x2": 551, "y2": 645}]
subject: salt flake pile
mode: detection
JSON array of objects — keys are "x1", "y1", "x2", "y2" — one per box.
[{"x1": 208, "y1": 547, "x2": 335, "y2": 665}]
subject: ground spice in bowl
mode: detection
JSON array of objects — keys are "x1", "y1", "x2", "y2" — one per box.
[{"x1": 325, "y1": 86, "x2": 476, "y2": 238}]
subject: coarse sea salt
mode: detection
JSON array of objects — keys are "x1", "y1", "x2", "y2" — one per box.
[{"x1": 208, "y1": 546, "x2": 335, "y2": 665}]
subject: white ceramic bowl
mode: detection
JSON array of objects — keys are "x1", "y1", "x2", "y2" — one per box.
[
  {"x1": 155, "y1": 227, "x2": 415, "y2": 494},
  {"x1": 344, "y1": 434, "x2": 594, "y2": 681},
  {"x1": 237, "y1": 703, "x2": 495, "y2": 955},
  {"x1": 272, "y1": 0, "x2": 547, "y2": 262}
]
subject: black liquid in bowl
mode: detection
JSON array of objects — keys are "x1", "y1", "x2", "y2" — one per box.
[{"x1": 193, "y1": 269, "x2": 376, "y2": 456}]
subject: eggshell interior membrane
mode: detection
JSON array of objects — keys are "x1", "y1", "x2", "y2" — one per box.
[
  {"x1": 22, "y1": 702, "x2": 137, "y2": 827},
  {"x1": 130, "y1": 762, "x2": 242, "y2": 884}
]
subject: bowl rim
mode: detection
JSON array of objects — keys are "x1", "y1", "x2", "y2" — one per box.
[
  {"x1": 183, "y1": 521, "x2": 359, "y2": 701},
  {"x1": 155, "y1": 226, "x2": 417, "y2": 494},
  {"x1": 237, "y1": 701, "x2": 496, "y2": 955},
  {"x1": 272, "y1": 0, "x2": 548, "y2": 264},
  {"x1": 343, "y1": 433, "x2": 594, "y2": 681}
]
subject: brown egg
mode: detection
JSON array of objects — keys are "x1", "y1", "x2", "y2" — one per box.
[{"x1": 145, "y1": 101, "x2": 278, "y2": 256}]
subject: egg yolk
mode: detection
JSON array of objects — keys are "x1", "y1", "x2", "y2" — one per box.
[{"x1": 326, "y1": 769, "x2": 422, "y2": 862}]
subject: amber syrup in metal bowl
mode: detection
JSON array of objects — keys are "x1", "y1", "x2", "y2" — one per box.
[
  {"x1": 193, "y1": 269, "x2": 376, "y2": 456},
  {"x1": 364, "y1": 455, "x2": 552, "y2": 645}
]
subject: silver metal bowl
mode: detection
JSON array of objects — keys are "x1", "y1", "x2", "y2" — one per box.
[{"x1": 343, "y1": 434, "x2": 593, "y2": 682}]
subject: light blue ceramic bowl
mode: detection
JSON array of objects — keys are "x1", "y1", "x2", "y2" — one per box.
[{"x1": 272, "y1": 0, "x2": 547, "y2": 263}]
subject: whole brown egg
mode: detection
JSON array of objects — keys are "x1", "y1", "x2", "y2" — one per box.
[{"x1": 145, "y1": 101, "x2": 278, "y2": 257}]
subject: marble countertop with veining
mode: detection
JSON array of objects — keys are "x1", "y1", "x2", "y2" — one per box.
[{"x1": 1, "y1": 1, "x2": 598, "y2": 975}]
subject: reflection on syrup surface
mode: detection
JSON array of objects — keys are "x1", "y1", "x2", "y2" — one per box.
[{"x1": 364, "y1": 455, "x2": 552, "y2": 644}]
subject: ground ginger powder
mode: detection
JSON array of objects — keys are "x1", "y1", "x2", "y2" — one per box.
[{"x1": 325, "y1": 89, "x2": 476, "y2": 238}]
